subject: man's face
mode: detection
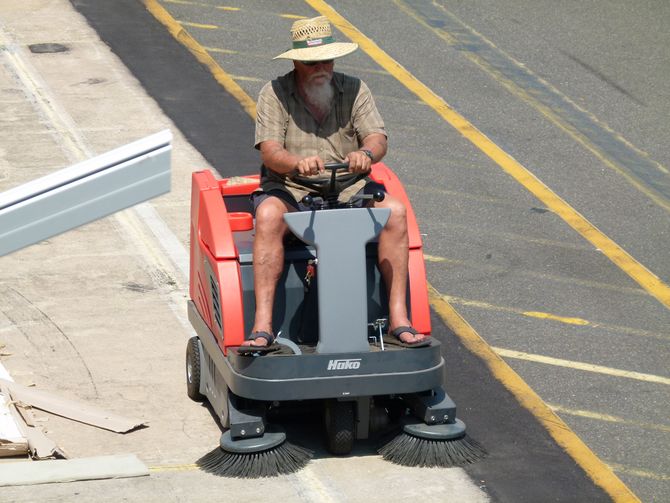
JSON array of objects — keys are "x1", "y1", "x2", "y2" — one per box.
[{"x1": 294, "y1": 60, "x2": 334, "y2": 87}]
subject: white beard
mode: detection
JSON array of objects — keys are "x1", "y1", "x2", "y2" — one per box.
[{"x1": 303, "y1": 77, "x2": 334, "y2": 117}]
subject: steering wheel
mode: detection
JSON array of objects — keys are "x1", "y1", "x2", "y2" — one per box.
[
  {"x1": 293, "y1": 162, "x2": 350, "y2": 192},
  {"x1": 294, "y1": 162, "x2": 383, "y2": 208}
]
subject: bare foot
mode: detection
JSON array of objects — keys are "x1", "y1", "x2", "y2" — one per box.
[
  {"x1": 241, "y1": 331, "x2": 274, "y2": 347},
  {"x1": 390, "y1": 326, "x2": 429, "y2": 344}
]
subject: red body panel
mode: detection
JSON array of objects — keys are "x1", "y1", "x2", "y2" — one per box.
[
  {"x1": 189, "y1": 163, "x2": 432, "y2": 354},
  {"x1": 189, "y1": 170, "x2": 252, "y2": 354},
  {"x1": 369, "y1": 164, "x2": 431, "y2": 334}
]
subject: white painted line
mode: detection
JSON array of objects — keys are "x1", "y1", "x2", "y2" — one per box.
[
  {"x1": 607, "y1": 462, "x2": 670, "y2": 481},
  {"x1": 494, "y1": 347, "x2": 670, "y2": 385},
  {"x1": 549, "y1": 403, "x2": 670, "y2": 433},
  {"x1": 133, "y1": 203, "x2": 189, "y2": 280}
]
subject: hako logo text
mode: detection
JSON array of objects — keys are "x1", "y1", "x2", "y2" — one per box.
[{"x1": 327, "y1": 358, "x2": 361, "y2": 371}]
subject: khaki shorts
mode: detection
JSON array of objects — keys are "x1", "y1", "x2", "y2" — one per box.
[{"x1": 252, "y1": 181, "x2": 386, "y2": 214}]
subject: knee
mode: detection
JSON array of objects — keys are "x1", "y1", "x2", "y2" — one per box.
[
  {"x1": 379, "y1": 196, "x2": 407, "y2": 226},
  {"x1": 255, "y1": 198, "x2": 288, "y2": 236}
]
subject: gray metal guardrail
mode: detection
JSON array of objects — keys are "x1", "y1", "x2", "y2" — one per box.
[{"x1": 0, "y1": 130, "x2": 172, "y2": 256}]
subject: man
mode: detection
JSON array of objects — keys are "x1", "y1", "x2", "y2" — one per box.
[{"x1": 243, "y1": 16, "x2": 429, "y2": 348}]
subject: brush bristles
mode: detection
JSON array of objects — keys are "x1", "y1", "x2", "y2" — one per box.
[
  {"x1": 379, "y1": 432, "x2": 487, "y2": 467},
  {"x1": 197, "y1": 441, "x2": 313, "y2": 478}
]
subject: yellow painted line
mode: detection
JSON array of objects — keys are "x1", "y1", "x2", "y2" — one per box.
[
  {"x1": 456, "y1": 298, "x2": 590, "y2": 325},
  {"x1": 163, "y1": 0, "x2": 240, "y2": 10},
  {"x1": 549, "y1": 403, "x2": 670, "y2": 433},
  {"x1": 228, "y1": 74, "x2": 264, "y2": 83},
  {"x1": 149, "y1": 463, "x2": 198, "y2": 472},
  {"x1": 142, "y1": 0, "x2": 257, "y2": 118},
  {"x1": 494, "y1": 347, "x2": 670, "y2": 386},
  {"x1": 203, "y1": 46, "x2": 238, "y2": 55},
  {"x1": 442, "y1": 294, "x2": 669, "y2": 341},
  {"x1": 295, "y1": 466, "x2": 340, "y2": 503},
  {"x1": 305, "y1": 0, "x2": 670, "y2": 312},
  {"x1": 280, "y1": 14, "x2": 308, "y2": 19},
  {"x1": 178, "y1": 21, "x2": 219, "y2": 30},
  {"x1": 427, "y1": 285, "x2": 640, "y2": 502},
  {"x1": 523, "y1": 310, "x2": 589, "y2": 326},
  {"x1": 423, "y1": 254, "x2": 447, "y2": 262},
  {"x1": 607, "y1": 463, "x2": 670, "y2": 481}
]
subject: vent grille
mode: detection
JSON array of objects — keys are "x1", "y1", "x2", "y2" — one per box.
[{"x1": 209, "y1": 275, "x2": 222, "y2": 330}]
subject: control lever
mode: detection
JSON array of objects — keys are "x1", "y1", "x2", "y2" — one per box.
[{"x1": 348, "y1": 189, "x2": 385, "y2": 206}]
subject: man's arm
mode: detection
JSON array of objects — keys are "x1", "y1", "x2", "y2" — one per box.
[
  {"x1": 345, "y1": 133, "x2": 388, "y2": 173},
  {"x1": 260, "y1": 140, "x2": 326, "y2": 176}
]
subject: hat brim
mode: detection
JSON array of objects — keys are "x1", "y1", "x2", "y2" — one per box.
[{"x1": 274, "y1": 42, "x2": 358, "y2": 61}]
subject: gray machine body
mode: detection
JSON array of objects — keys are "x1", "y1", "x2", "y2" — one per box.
[
  {"x1": 283, "y1": 207, "x2": 390, "y2": 354},
  {"x1": 189, "y1": 299, "x2": 443, "y2": 402},
  {"x1": 189, "y1": 204, "x2": 444, "y2": 407},
  {"x1": 225, "y1": 201, "x2": 394, "y2": 347}
]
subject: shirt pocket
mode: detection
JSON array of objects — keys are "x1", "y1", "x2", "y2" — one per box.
[{"x1": 331, "y1": 120, "x2": 357, "y2": 159}]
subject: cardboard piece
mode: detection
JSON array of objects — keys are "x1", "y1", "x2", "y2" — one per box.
[
  {"x1": 0, "y1": 376, "x2": 29, "y2": 457},
  {"x1": 0, "y1": 454, "x2": 149, "y2": 486},
  {"x1": 0, "y1": 380, "x2": 62, "y2": 459},
  {"x1": 0, "y1": 379, "x2": 147, "y2": 433}
]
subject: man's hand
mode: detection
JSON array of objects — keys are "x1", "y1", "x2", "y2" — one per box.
[
  {"x1": 346, "y1": 150, "x2": 372, "y2": 174},
  {"x1": 295, "y1": 155, "x2": 325, "y2": 176}
]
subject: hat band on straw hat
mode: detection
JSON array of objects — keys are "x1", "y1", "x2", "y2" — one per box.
[{"x1": 292, "y1": 36, "x2": 336, "y2": 49}]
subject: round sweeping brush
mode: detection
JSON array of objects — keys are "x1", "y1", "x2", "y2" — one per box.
[
  {"x1": 197, "y1": 426, "x2": 313, "y2": 478},
  {"x1": 378, "y1": 418, "x2": 486, "y2": 467}
]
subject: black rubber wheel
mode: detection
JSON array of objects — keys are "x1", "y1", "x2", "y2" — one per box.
[
  {"x1": 186, "y1": 337, "x2": 205, "y2": 401},
  {"x1": 386, "y1": 398, "x2": 407, "y2": 424},
  {"x1": 324, "y1": 399, "x2": 355, "y2": 455}
]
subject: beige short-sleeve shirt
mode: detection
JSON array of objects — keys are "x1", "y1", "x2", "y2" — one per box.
[{"x1": 254, "y1": 71, "x2": 386, "y2": 201}]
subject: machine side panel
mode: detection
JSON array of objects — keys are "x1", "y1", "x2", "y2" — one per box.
[
  {"x1": 199, "y1": 189, "x2": 236, "y2": 259},
  {"x1": 408, "y1": 249, "x2": 431, "y2": 335},
  {"x1": 190, "y1": 170, "x2": 246, "y2": 352},
  {"x1": 370, "y1": 164, "x2": 431, "y2": 335},
  {"x1": 369, "y1": 163, "x2": 422, "y2": 250}
]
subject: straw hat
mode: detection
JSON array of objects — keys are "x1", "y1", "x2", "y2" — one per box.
[{"x1": 274, "y1": 16, "x2": 358, "y2": 62}]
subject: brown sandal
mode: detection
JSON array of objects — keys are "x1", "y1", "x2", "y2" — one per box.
[
  {"x1": 237, "y1": 331, "x2": 280, "y2": 355},
  {"x1": 384, "y1": 326, "x2": 431, "y2": 348}
]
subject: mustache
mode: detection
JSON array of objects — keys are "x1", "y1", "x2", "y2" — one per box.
[{"x1": 308, "y1": 71, "x2": 331, "y2": 81}]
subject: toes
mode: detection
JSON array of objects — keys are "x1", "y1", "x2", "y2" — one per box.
[
  {"x1": 399, "y1": 331, "x2": 420, "y2": 343},
  {"x1": 241, "y1": 338, "x2": 266, "y2": 347},
  {"x1": 397, "y1": 331, "x2": 427, "y2": 344}
]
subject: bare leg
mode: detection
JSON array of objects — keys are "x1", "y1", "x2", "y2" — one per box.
[
  {"x1": 374, "y1": 195, "x2": 428, "y2": 344},
  {"x1": 244, "y1": 196, "x2": 292, "y2": 347}
]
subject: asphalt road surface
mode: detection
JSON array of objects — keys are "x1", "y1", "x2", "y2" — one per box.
[
  {"x1": 107, "y1": 1, "x2": 668, "y2": 500},
  {"x1": 1, "y1": 0, "x2": 668, "y2": 501}
]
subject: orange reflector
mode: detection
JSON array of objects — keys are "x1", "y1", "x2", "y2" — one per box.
[{"x1": 228, "y1": 212, "x2": 253, "y2": 231}]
